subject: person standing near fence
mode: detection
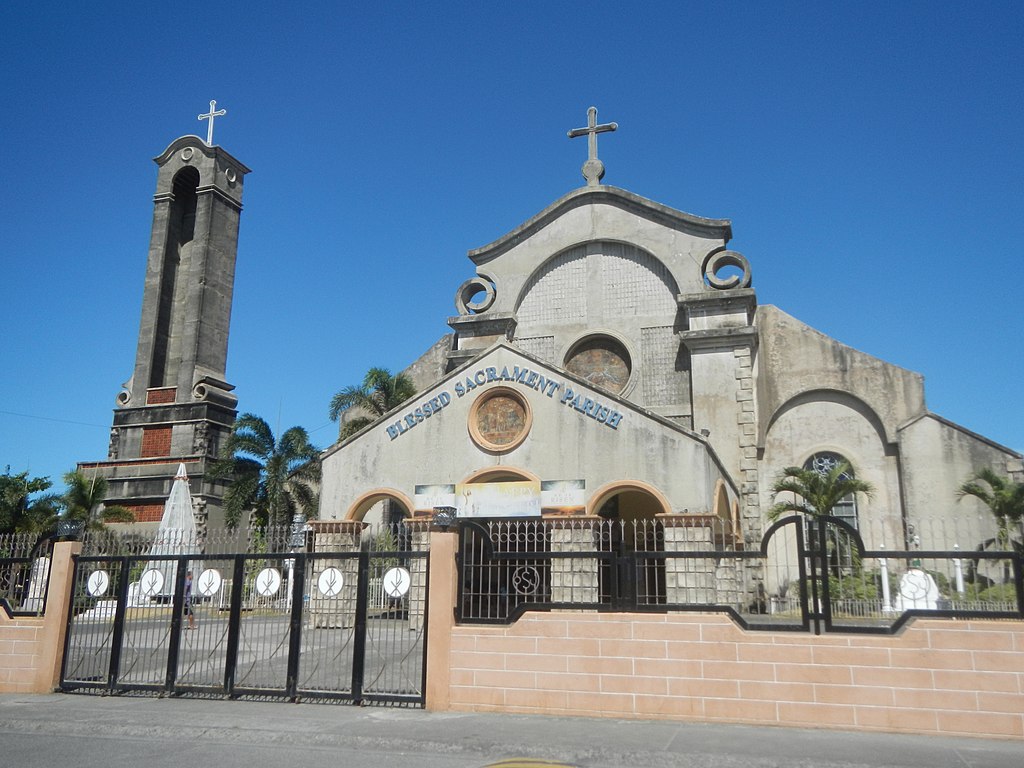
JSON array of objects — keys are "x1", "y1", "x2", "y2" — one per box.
[{"x1": 183, "y1": 570, "x2": 196, "y2": 630}]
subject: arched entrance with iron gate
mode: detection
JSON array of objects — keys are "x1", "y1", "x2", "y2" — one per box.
[{"x1": 590, "y1": 481, "x2": 671, "y2": 607}]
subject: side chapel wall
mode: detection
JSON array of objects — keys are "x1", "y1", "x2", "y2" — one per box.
[
  {"x1": 899, "y1": 414, "x2": 1023, "y2": 549},
  {"x1": 755, "y1": 305, "x2": 925, "y2": 448},
  {"x1": 760, "y1": 393, "x2": 904, "y2": 549}
]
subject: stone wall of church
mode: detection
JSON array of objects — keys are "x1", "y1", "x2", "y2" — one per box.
[
  {"x1": 759, "y1": 392, "x2": 904, "y2": 550},
  {"x1": 401, "y1": 333, "x2": 453, "y2": 391},
  {"x1": 467, "y1": 195, "x2": 729, "y2": 317},
  {"x1": 755, "y1": 306, "x2": 925, "y2": 447},
  {"x1": 899, "y1": 414, "x2": 1023, "y2": 551}
]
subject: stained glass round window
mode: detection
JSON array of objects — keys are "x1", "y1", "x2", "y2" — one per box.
[
  {"x1": 564, "y1": 336, "x2": 632, "y2": 394},
  {"x1": 469, "y1": 388, "x2": 532, "y2": 452}
]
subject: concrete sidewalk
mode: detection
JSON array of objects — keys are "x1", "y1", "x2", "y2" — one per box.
[{"x1": 0, "y1": 693, "x2": 1018, "y2": 768}]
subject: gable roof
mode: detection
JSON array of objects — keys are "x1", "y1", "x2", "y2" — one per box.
[{"x1": 320, "y1": 340, "x2": 740, "y2": 498}]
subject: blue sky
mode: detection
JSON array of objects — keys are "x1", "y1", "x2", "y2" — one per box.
[{"x1": 2, "y1": 1, "x2": 1022, "y2": 488}]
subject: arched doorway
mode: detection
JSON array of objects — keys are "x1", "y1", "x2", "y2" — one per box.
[
  {"x1": 344, "y1": 488, "x2": 415, "y2": 549},
  {"x1": 461, "y1": 466, "x2": 540, "y2": 484},
  {"x1": 590, "y1": 483, "x2": 671, "y2": 606},
  {"x1": 457, "y1": 467, "x2": 545, "y2": 618}
]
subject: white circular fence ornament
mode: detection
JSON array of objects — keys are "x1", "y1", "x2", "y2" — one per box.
[
  {"x1": 139, "y1": 569, "x2": 165, "y2": 597},
  {"x1": 382, "y1": 566, "x2": 412, "y2": 598},
  {"x1": 317, "y1": 567, "x2": 344, "y2": 597},
  {"x1": 254, "y1": 567, "x2": 282, "y2": 597},
  {"x1": 87, "y1": 570, "x2": 110, "y2": 597},
  {"x1": 196, "y1": 568, "x2": 222, "y2": 597}
]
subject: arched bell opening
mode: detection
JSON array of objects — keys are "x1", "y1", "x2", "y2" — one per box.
[{"x1": 151, "y1": 166, "x2": 201, "y2": 388}]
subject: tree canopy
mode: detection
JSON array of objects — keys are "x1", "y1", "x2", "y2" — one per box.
[
  {"x1": 328, "y1": 367, "x2": 416, "y2": 439},
  {"x1": 769, "y1": 461, "x2": 874, "y2": 521},
  {"x1": 213, "y1": 413, "x2": 321, "y2": 528},
  {"x1": 957, "y1": 468, "x2": 1024, "y2": 548},
  {"x1": 0, "y1": 468, "x2": 60, "y2": 535},
  {"x1": 62, "y1": 470, "x2": 136, "y2": 528}
]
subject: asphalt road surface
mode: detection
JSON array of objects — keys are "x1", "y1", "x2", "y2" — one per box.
[{"x1": 0, "y1": 693, "x2": 1019, "y2": 768}]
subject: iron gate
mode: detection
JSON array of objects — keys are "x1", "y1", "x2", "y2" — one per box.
[{"x1": 60, "y1": 547, "x2": 428, "y2": 704}]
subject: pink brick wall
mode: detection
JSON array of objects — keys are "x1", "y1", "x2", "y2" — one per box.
[
  {"x1": 0, "y1": 617, "x2": 46, "y2": 693},
  {"x1": 0, "y1": 542, "x2": 79, "y2": 694},
  {"x1": 447, "y1": 613, "x2": 1024, "y2": 739}
]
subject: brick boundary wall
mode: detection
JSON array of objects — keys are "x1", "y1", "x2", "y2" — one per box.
[
  {"x1": 439, "y1": 612, "x2": 1023, "y2": 739},
  {"x1": 5, "y1": 529, "x2": 1021, "y2": 742},
  {"x1": 0, "y1": 542, "x2": 80, "y2": 694},
  {"x1": 424, "y1": 531, "x2": 1023, "y2": 739}
]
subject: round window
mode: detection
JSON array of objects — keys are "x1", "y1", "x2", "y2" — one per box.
[
  {"x1": 468, "y1": 387, "x2": 532, "y2": 452},
  {"x1": 564, "y1": 336, "x2": 632, "y2": 394}
]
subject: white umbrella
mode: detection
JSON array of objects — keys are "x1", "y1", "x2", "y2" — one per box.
[{"x1": 141, "y1": 463, "x2": 201, "y2": 599}]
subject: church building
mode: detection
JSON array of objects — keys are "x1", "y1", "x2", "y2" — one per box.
[{"x1": 318, "y1": 107, "x2": 1021, "y2": 559}]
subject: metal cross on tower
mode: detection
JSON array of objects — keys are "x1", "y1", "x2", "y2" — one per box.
[
  {"x1": 567, "y1": 106, "x2": 617, "y2": 186},
  {"x1": 198, "y1": 100, "x2": 227, "y2": 146}
]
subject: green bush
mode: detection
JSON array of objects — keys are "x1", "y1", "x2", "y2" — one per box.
[{"x1": 978, "y1": 583, "x2": 1019, "y2": 602}]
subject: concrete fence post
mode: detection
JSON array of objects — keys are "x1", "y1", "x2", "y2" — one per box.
[
  {"x1": 424, "y1": 529, "x2": 457, "y2": 711},
  {"x1": 37, "y1": 539, "x2": 81, "y2": 691}
]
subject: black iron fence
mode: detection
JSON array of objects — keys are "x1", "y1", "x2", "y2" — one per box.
[
  {"x1": 455, "y1": 515, "x2": 1024, "y2": 634},
  {"x1": 0, "y1": 532, "x2": 53, "y2": 616},
  {"x1": 61, "y1": 523, "x2": 429, "y2": 704}
]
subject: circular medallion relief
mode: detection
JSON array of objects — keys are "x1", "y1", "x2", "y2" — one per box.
[
  {"x1": 254, "y1": 567, "x2": 282, "y2": 597},
  {"x1": 468, "y1": 387, "x2": 532, "y2": 453},
  {"x1": 564, "y1": 336, "x2": 631, "y2": 394},
  {"x1": 317, "y1": 567, "x2": 344, "y2": 597},
  {"x1": 382, "y1": 566, "x2": 412, "y2": 598},
  {"x1": 196, "y1": 568, "x2": 223, "y2": 597},
  {"x1": 87, "y1": 570, "x2": 110, "y2": 597},
  {"x1": 139, "y1": 568, "x2": 165, "y2": 597}
]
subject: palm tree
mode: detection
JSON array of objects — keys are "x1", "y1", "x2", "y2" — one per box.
[
  {"x1": 769, "y1": 461, "x2": 874, "y2": 599},
  {"x1": 769, "y1": 461, "x2": 874, "y2": 522},
  {"x1": 0, "y1": 469, "x2": 61, "y2": 536},
  {"x1": 957, "y1": 469, "x2": 1024, "y2": 584},
  {"x1": 62, "y1": 470, "x2": 136, "y2": 529},
  {"x1": 213, "y1": 413, "x2": 321, "y2": 529},
  {"x1": 328, "y1": 367, "x2": 416, "y2": 439},
  {"x1": 957, "y1": 469, "x2": 1024, "y2": 545}
]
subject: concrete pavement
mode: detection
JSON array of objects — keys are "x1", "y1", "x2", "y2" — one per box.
[{"x1": 0, "y1": 693, "x2": 1019, "y2": 768}]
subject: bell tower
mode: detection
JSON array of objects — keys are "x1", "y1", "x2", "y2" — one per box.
[{"x1": 78, "y1": 130, "x2": 250, "y2": 530}]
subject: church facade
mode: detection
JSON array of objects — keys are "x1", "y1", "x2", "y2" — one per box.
[{"x1": 319, "y1": 121, "x2": 1021, "y2": 564}]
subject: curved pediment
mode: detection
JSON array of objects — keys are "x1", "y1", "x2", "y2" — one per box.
[
  {"x1": 153, "y1": 136, "x2": 252, "y2": 174},
  {"x1": 468, "y1": 185, "x2": 732, "y2": 265}
]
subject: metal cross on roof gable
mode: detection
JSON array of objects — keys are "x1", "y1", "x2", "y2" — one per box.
[
  {"x1": 198, "y1": 100, "x2": 227, "y2": 146},
  {"x1": 567, "y1": 106, "x2": 617, "y2": 186}
]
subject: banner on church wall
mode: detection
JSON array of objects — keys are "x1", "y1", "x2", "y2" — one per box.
[
  {"x1": 414, "y1": 484, "x2": 456, "y2": 512},
  {"x1": 455, "y1": 481, "x2": 541, "y2": 518},
  {"x1": 416, "y1": 480, "x2": 584, "y2": 515},
  {"x1": 540, "y1": 479, "x2": 585, "y2": 512}
]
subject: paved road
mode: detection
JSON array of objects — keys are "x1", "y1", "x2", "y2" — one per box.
[{"x1": 0, "y1": 693, "x2": 1019, "y2": 768}]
